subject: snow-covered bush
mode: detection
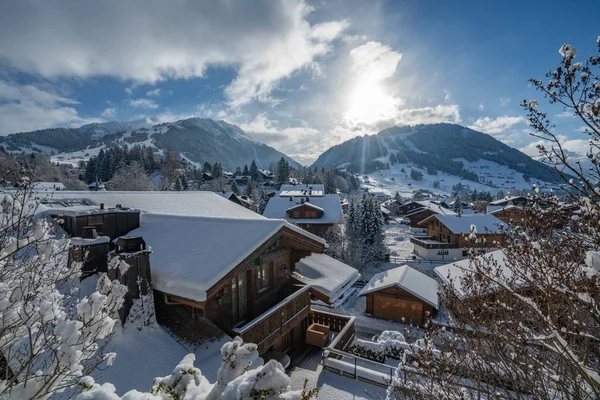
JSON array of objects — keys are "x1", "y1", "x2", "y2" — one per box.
[
  {"x1": 77, "y1": 336, "x2": 317, "y2": 400},
  {"x1": 374, "y1": 331, "x2": 411, "y2": 360},
  {"x1": 349, "y1": 339, "x2": 385, "y2": 363},
  {"x1": 0, "y1": 184, "x2": 127, "y2": 399}
]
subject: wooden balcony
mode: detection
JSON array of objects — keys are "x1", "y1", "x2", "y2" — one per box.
[
  {"x1": 410, "y1": 237, "x2": 459, "y2": 250},
  {"x1": 233, "y1": 284, "x2": 311, "y2": 354},
  {"x1": 309, "y1": 309, "x2": 356, "y2": 352}
]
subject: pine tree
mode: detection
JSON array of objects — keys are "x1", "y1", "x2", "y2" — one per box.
[
  {"x1": 173, "y1": 176, "x2": 183, "y2": 191},
  {"x1": 180, "y1": 173, "x2": 189, "y2": 191},
  {"x1": 276, "y1": 157, "x2": 290, "y2": 186},
  {"x1": 249, "y1": 160, "x2": 260, "y2": 182},
  {"x1": 324, "y1": 171, "x2": 337, "y2": 194},
  {"x1": 202, "y1": 162, "x2": 212, "y2": 174},
  {"x1": 242, "y1": 164, "x2": 249, "y2": 176},
  {"x1": 257, "y1": 190, "x2": 269, "y2": 214},
  {"x1": 212, "y1": 162, "x2": 222, "y2": 179},
  {"x1": 453, "y1": 195, "x2": 463, "y2": 216},
  {"x1": 231, "y1": 180, "x2": 240, "y2": 196}
]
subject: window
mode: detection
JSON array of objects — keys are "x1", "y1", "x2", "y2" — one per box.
[
  {"x1": 292, "y1": 211, "x2": 300, "y2": 218},
  {"x1": 306, "y1": 211, "x2": 317, "y2": 218},
  {"x1": 231, "y1": 271, "x2": 247, "y2": 324},
  {"x1": 258, "y1": 262, "x2": 272, "y2": 291}
]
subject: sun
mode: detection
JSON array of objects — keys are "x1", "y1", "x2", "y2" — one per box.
[{"x1": 344, "y1": 76, "x2": 401, "y2": 125}]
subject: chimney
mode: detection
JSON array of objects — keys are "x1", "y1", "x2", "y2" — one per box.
[
  {"x1": 115, "y1": 236, "x2": 146, "y2": 253},
  {"x1": 300, "y1": 198, "x2": 304, "y2": 204},
  {"x1": 289, "y1": 196, "x2": 293, "y2": 202},
  {"x1": 81, "y1": 226, "x2": 98, "y2": 239},
  {"x1": 116, "y1": 204, "x2": 123, "y2": 209},
  {"x1": 306, "y1": 197, "x2": 310, "y2": 203},
  {"x1": 100, "y1": 203, "x2": 104, "y2": 210}
]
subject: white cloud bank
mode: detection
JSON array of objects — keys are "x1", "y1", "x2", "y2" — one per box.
[
  {"x1": 468, "y1": 115, "x2": 525, "y2": 134},
  {"x1": 0, "y1": 0, "x2": 347, "y2": 107}
]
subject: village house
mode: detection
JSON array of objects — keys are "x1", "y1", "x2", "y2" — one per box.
[
  {"x1": 489, "y1": 195, "x2": 529, "y2": 208},
  {"x1": 32, "y1": 181, "x2": 66, "y2": 191},
  {"x1": 411, "y1": 214, "x2": 504, "y2": 261},
  {"x1": 37, "y1": 191, "x2": 358, "y2": 357},
  {"x1": 359, "y1": 265, "x2": 438, "y2": 325},
  {"x1": 403, "y1": 201, "x2": 457, "y2": 233},
  {"x1": 261, "y1": 195, "x2": 343, "y2": 237},
  {"x1": 488, "y1": 204, "x2": 530, "y2": 225},
  {"x1": 218, "y1": 191, "x2": 252, "y2": 208},
  {"x1": 278, "y1": 184, "x2": 325, "y2": 198}
]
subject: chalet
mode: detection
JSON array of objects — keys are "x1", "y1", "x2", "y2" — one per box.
[
  {"x1": 38, "y1": 191, "x2": 358, "y2": 356},
  {"x1": 218, "y1": 191, "x2": 252, "y2": 209},
  {"x1": 489, "y1": 195, "x2": 528, "y2": 208},
  {"x1": 293, "y1": 253, "x2": 360, "y2": 305},
  {"x1": 434, "y1": 250, "x2": 511, "y2": 300},
  {"x1": 202, "y1": 172, "x2": 214, "y2": 181},
  {"x1": 259, "y1": 170, "x2": 274, "y2": 181},
  {"x1": 411, "y1": 214, "x2": 504, "y2": 261},
  {"x1": 396, "y1": 200, "x2": 427, "y2": 216},
  {"x1": 262, "y1": 195, "x2": 343, "y2": 237},
  {"x1": 488, "y1": 205, "x2": 530, "y2": 225},
  {"x1": 234, "y1": 175, "x2": 251, "y2": 186},
  {"x1": 88, "y1": 181, "x2": 106, "y2": 191},
  {"x1": 278, "y1": 184, "x2": 324, "y2": 198},
  {"x1": 403, "y1": 201, "x2": 456, "y2": 233},
  {"x1": 359, "y1": 265, "x2": 438, "y2": 325}
]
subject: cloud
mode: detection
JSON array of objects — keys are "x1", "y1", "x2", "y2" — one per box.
[
  {"x1": 0, "y1": 80, "x2": 99, "y2": 135},
  {"x1": 468, "y1": 115, "x2": 525, "y2": 134},
  {"x1": 478, "y1": 103, "x2": 484, "y2": 110},
  {"x1": 0, "y1": 0, "x2": 347, "y2": 107},
  {"x1": 128, "y1": 98, "x2": 158, "y2": 109},
  {"x1": 396, "y1": 104, "x2": 462, "y2": 126},
  {"x1": 101, "y1": 107, "x2": 117, "y2": 118},
  {"x1": 146, "y1": 89, "x2": 161, "y2": 97}
]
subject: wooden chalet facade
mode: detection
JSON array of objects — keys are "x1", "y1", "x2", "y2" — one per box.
[
  {"x1": 411, "y1": 214, "x2": 503, "y2": 261},
  {"x1": 154, "y1": 225, "x2": 327, "y2": 354},
  {"x1": 360, "y1": 266, "x2": 438, "y2": 325},
  {"x1": 489, "y1": 206, "x2": 530, "y2": 225}
]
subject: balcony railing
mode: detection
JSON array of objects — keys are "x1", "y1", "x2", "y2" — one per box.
[
  {"x1": 410, "y1": 237, "x2": 459, "y2": 249},
  {"x1": 309, "y1": 309, "x2": 356, "y2": 352},
  {"x1": 233, "y1": 284, "x2": 311, "y2": 354}
]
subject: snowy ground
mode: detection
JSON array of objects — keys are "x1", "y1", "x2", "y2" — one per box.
[
  {"x1": 289, "y1": 364, "x2": 387, "y2": 400},
  {"x1": 91, "y1": 325, "x2": 229, "y2": 395},
  {"x1": 360, "y1": 158, "x2": 552, "y2": 198}
]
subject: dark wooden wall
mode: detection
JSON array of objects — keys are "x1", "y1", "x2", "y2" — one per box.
[{"x1": 364, "y1": 286, "x2": 436, "y2": 325}]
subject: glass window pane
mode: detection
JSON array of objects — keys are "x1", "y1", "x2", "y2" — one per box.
[
  {"x1": 231, "y1": 277, "x2": 237, "y2": 322},
  {"x1": 238, "y1": 271, "x2": 247, "y2": 320}
]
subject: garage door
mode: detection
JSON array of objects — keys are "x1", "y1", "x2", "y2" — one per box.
[{"x1": 373, "y1": 295, "x2": 423, "y2": 325}]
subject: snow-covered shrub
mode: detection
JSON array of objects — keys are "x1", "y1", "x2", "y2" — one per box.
[
  {"x1": 373, "y1": 331, "x2": 410, "y2": 359},
  {"x1": 77, "y1": 336, "x2": 317, "y2": 399},
  {"x1": 0, "y1": 185, "x2": 127, "y2": 399},
  {"x1": 349, "y1": 339, "x2": 385, "y2": 363}
]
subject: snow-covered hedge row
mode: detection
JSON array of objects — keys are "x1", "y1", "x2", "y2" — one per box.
[
  {"x1": 349, "y1": 339, "x2": 385, "y2": 362},
  {"x1": 373, "y1": 331, "x2": 411, "y2": 360}
]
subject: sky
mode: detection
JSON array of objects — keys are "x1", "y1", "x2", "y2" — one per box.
[{"x1": 0, "y1": 0, "x2": 598, "y2": 165}]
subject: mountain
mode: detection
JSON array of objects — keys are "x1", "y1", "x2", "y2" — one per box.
[
  {"x1": 312, "y1": 123, "x2": 565, "y2": 190},
  {"x1": 0, "y1": 118, "x2": 300, "y2": 170}
]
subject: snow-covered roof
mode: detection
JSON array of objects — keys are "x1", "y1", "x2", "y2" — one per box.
[
  {"x1": 359, "y1": 265, "x2": 439, "y2": 309},
  {"x1": 32, "y1": 182, "x2": 66, "y2": 191},
  {"x1": 489, "y1": 196, "x2": 527, "y2": 206},
  {"x1": 278, "y1": 184, "x2": 324, "y2": 197},
  {"x1": 263, "y1": 195, "x2": 343, "y2": 225},
  {"x1": 286, "y1": 202, "x2": 324, "y2": 213},
  {"x1": 129, "y1": 214, "x2": 324, "y2": 302},
  {"x1": 433, "y1": 250, "x2": 511, "y2": 299},
  {"x1": 294, "y1": 254, "x2": 360, "y2": 303},
  {"x1": 34, "y1": 191, "x2": 263, "y2": 219},
  {"x1": 487, "y1": 204, "x2": 524, "y2": 214},
  {"x1": 406, "y1": 201, "x2": 456, "y2": 217},
  {"x1": 418, "y1": 214, "x2": 504, "y2": 234}
]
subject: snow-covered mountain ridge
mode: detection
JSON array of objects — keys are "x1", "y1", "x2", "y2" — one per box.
[
  {"x1": 312, "y1": 123, "x2": 566, "y2": 194},
  {"x1": 0, "y1": 117, "x2": 300, "y2": 170}
]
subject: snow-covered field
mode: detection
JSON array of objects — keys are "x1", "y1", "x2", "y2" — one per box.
[
  {"x1": 289, "y1": 366, "x2": 386, "y2": 400},
  {"x1": 360, "y1": 157, "x2": 554, "y2": 198}
]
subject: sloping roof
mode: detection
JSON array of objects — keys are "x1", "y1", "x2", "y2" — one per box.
[
  {"x1": 278, "y1": 184, "x2": 324, "y2": 197},
  {"x1": 359, "y1": 265, "x2": 439, "y2": 308},
  {"x1": 129, "y1": 214, "x2": 324, "y2": 302},
  {"x1": 286, "y1": 202, "x2": 324, "y2": 213},
  {"x1": 263, "y1": 195, "x2": 343, "y2": 224},
  {"x1": 34, "y1": 191, "x2": 262, "y2": 219},
  {"x1": 418, "y1": 214, "x2": 504, "y2": 234},
  {"x1": 405, "y1": 201, "x2": 456, "y2": 217},
  {"x1": 489, "y1": 196, "x2": 527, "y2": 206},
  {"x1": 294, "y1": 254, "x2": 360, "y2": 303},
  {"x1": 433, "y1": 250, "x2": 510, "y2": 299},
  {"x1": 33, "y1": 182, "x2": 66, "y2": 190},
  {"x1": 488, "y1": 205, "x2": 524, "y2": 214}
]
